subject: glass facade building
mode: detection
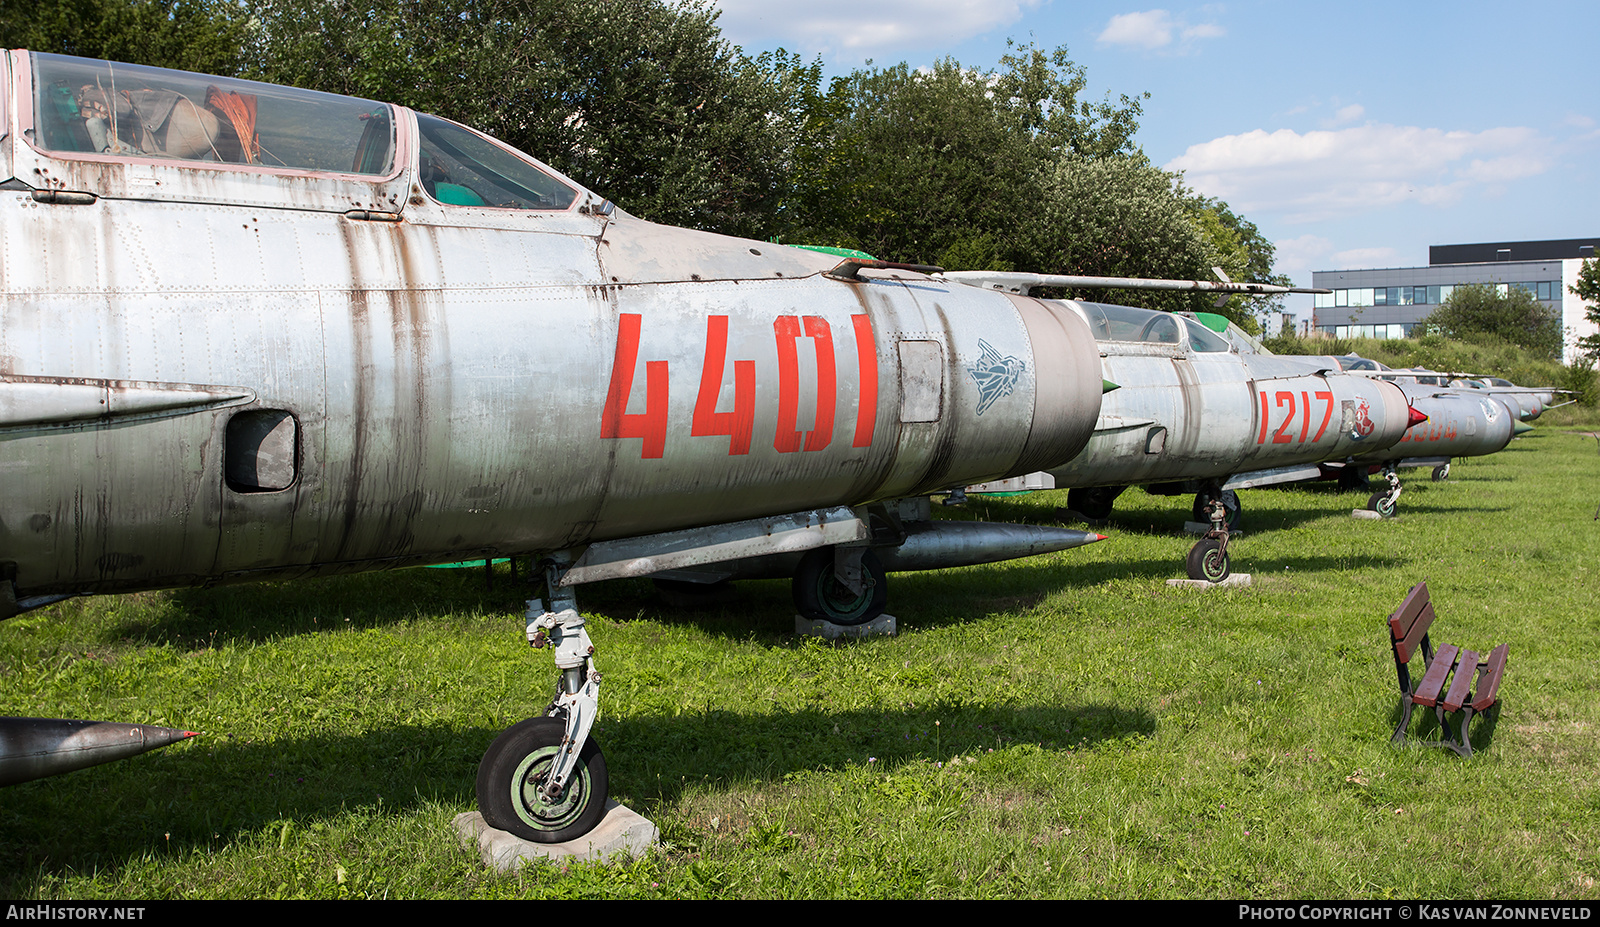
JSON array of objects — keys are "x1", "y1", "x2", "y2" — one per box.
[{"x1": 1311, "y1": 238, "x2": 1598, "y2": 361}]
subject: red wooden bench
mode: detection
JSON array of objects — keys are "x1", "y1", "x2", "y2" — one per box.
[{"x1": 1387, "y1": 581, "x2": 1508, "y2": 757}]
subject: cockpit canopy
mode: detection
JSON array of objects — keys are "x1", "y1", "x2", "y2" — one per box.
[
  {"x1": 24, "y1": 52, "x2": 579, "y2": 211},
  {"x1": 32, "y1": 52, "x2": 397, "y2": 175},
  {"x1": 1072, "y1": 301, "x2": 1232, "y2": 352},
  {"x1": 415, "y1": 112, "x2": 576, "y2": 210},
  {"x1": 1334, "y1": 355, "x2": 1387, "y2": 372}
]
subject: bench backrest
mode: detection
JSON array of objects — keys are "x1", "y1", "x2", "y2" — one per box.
[{"x1": 1388, "y1": 581, "x2": 1434, "y2": 664}]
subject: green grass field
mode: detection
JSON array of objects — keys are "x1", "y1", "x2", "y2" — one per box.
[{"x1": 3, "y1": 424, "x2": 1598, "y2": 899}]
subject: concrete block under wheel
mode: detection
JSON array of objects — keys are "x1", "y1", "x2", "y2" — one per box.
[
  {"x1": 1165, "y1": 573, "x2": 1252, "y2": 589},
  {"x1": 1350, "y1": 509, "x2": 1390, "y2": 520},
  {"x1": 795, "y1": 612, "x2": 897, "y2": 639},
  {"x1": 455, "y1": 801, "x2": 659, "y2": 872}
]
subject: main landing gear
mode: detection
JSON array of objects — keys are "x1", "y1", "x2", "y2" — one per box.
[
  {"x1": 477, "y1": 563, "x2": 610, "y2": 843},
  {"x1": 1065, "y1": 486, "x2": 1126, "y2": 521},
  {"x1": 792, "y1": 546, "x2": 888, "y2": 626}
]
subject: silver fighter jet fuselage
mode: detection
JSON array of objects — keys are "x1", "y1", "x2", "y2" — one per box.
[{"x1": 1, "y1": 50, "x2": 1108, "y2": 611}]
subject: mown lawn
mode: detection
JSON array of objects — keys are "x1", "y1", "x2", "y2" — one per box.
[{"x1": 2, "y1": 424, "x2": 1597, "y2": 899}]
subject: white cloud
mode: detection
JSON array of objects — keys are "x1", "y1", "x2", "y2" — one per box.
[
  {"x1": 1330, "y1": 104, "x2": 1364, "y2": 126},
  {"x1": 1096, "y1": 9, "x2": 1225, "y2": 53},
  {"x1": 1273, "y1": 234, "x2": 1333, "y2": 275},
  {"x1": 1332, "y1": 247, "x2": 1399, "y2": 267},
  {"x1": 1562, "y1": 113, "x2": 1600, "y2": 141},
  {"x1": 1182, "y1": 23, "x2": 1225, "y2": 42},
  {"x1": 1269, "y1": 235, "x2": 1405, "y2": 282},
  {"x1": 1099, "y1": 11, "x2": 1176, "y2": 49},
  {"x1": 1164, "y1": 123, "x2": 1551, "y2": 223},
  {"x1": 711, "y1": 0, "x2": 1038, "y2": 63}
]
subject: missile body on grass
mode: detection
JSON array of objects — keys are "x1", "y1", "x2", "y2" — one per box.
[
  {"x1": 645, "y1": 519, "x2": 1107, "y2": 584},
  {"x1": 0, "y1": 717, "x2": 198, "y2": 786}
]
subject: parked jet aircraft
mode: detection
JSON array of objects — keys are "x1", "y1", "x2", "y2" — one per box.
[
  {"x1": 1132, "y1": 352, "x2": 1520, "y2": 523},
  {"x1": 1431, "y1": 374, "x2": 1567, "y2": 423},
  {"x1": 1333, "y1": 358, "x2": 1562, "y2": 422},
  {"x1": 0, "y1": 50, "x2": 1347, "y2": 842},
  {"x1": 937, "y1": 279, "x2": 1422, "y2": 577}
]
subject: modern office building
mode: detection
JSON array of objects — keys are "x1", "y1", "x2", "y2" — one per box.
[{"x1": 1311, "y1": 238, "x2": 1598, "y2": 361}]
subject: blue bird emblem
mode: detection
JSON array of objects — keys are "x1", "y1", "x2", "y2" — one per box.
[{"x1": 967, "y1": 340, "x2": 1024, "y2": 415}]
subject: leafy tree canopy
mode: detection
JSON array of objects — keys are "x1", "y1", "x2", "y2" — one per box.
[
  {"x1": 1415, "y1": 283, "x2": 1563, "y2": 360},
  {"x1": 1188, "y1": 196, "x2": 1291, "y2": 332},
  {"x1": 777, "y1": 45, "x2": 1150, "y2": 268},
  {"x1": 7, "y1": 1, "x2": 1288, "y2": 317},
  {"x1": 245, "y1": 0, "x2": 808, "y2": 238},
  {"x1": 0, "y1": 0, "x2": 249, "y2": 75},
  {"x1": 775, "y1": 45, "x2": 1281, "y2": 322},
  {"x1": 1035, "y1": 156, "x2": 1227, "y2": 315}
]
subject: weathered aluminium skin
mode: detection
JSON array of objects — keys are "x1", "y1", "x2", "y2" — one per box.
[
  {"x1": 1350, "y1": 386, "x2": 1515, "y2": 465},
  {"x1": 1292, "y1": 357, "x2": 1520, "y2": 466},
  {"x1": 1165, "y1": 354, "x2": 1517, "y2": 496},
  {"x1": 0, "y1": 49, "x2": 1104, "y2": 605},
  {"x1": 1044, "y1": 310, "x2": 1414, "y2": 490}
]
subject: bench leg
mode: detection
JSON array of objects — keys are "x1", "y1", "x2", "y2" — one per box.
[
  {"x1": 1433, "y1": 703, "x2": 1476, "y2": 757},
  {"x1": 1392, "y1": 693, "x2": 1416, "y2": 745},
  {"x1": 1450, "y1": 707, "x2": 1476, "y2": 757}
]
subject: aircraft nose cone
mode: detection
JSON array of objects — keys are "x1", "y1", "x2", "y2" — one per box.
[{"x1": 1407, "y1": 405, "x2": 1428, "y2": 428}]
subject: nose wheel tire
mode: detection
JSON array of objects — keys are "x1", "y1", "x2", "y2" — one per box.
[
  {"x1": 1367, "y1": 492, "x2": 1398, "y2": 518},
  {"x1": 792, "y1": 547, "x2": 888, "y2": 625},
  {"x1": 1185, "y1": 538, "x2": 1230, "y2": 582},
  {"x1": 477, "y1": 716, "x2": 608, "y2": 844}
]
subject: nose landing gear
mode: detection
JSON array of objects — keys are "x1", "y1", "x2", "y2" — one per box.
[
  {"x1": 1185, "y1": 494, "x2": 1232, "y2": 582},
  {"x1": 476, "y1": 564, "x2": 610, "y2": 844}
]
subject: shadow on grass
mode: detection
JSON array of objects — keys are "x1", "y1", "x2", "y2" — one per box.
[
  {"x1": 1387, "y1": 697, "x2": 1504, "y2": 758},
  {"x1": 568, "y1": 544, "x2": 1416, "y2": 638},
  {"x1": 76, "y1": 530, "x2": 1425, "y2": 649},
  {"x1": 971, "y1": 483, "x2": 1511, "y2": 537},
  {"x1": 71, "y1": 567, "x2": 546, "y2": 650},
  {"x1": 0, "y1": 699, "x2": 1152, "y2": 887}
]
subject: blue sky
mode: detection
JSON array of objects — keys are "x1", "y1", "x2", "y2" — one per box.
[{"x1": 710, "y1": 0, "x2": 1598, "y2": 320}]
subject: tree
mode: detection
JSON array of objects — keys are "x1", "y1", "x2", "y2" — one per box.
[
  {"x1": 777, "y1": 59, "x2": 1045, "y2": 267},
  {"x1": 1032, "y1": 156, "x2": 1229, "y2": 314},
  {"x1": 1188, "y1": 196, "x2": 1292, "y2": 333},
  {"x1": 1415, "y1": 284, "x2": 1563, "y2": 360},
  {"x1": 1572, "y1": 257, "x2": 1600, "y2": 360},
  {"x1": 773, "y1": 46, "x2": 1283, "y2": 319},
  {"x1": 246, "y1": 0, "x2": 805, "y2": 238},
  {"x1": 0, "y1": 0, "x2": 250, "y2": 75},
  {"x1": 775, "y1": 45, "x2": 1148, "y2": 268}
]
